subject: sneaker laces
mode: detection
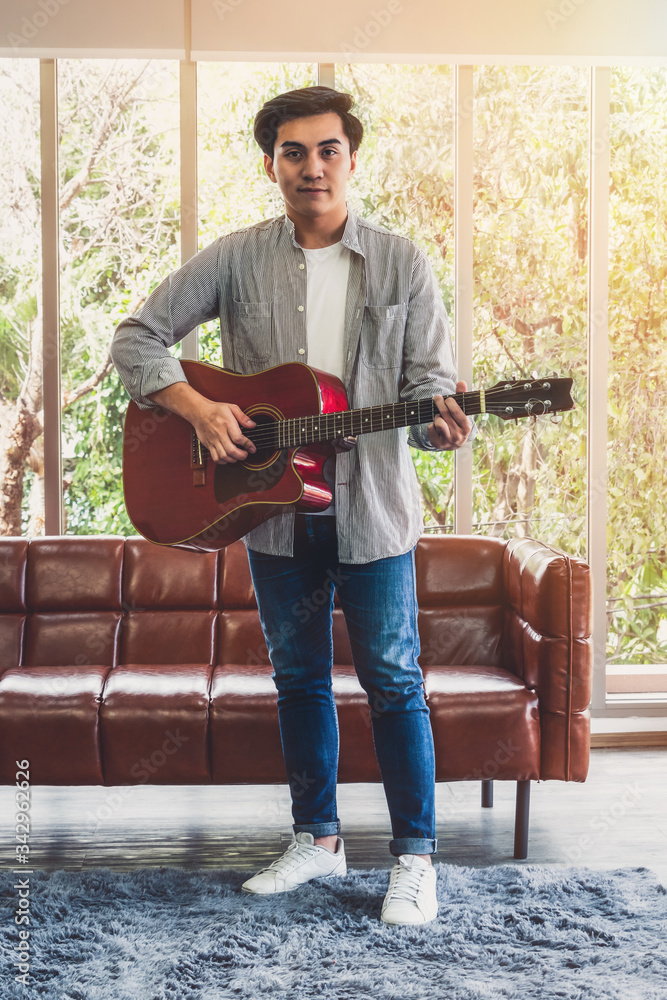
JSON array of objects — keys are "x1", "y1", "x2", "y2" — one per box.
[
  {"x1": 255, "y1": 839, "x2": 321, "y2": 878},
  {"x1": 386, "y1": 861, "x2": 431, "y2": 903}
]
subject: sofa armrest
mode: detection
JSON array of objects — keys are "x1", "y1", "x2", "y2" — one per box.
[{"x1": 503, "y1": 537, "x2": 593, "y2": 781}]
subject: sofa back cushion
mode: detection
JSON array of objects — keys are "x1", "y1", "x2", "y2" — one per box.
[
  {"x1": 416, "y1": 535, "x2": 506, "y2": 667},
  {"x1": 0, "y1": 539, "x2": 28, "y2": 671},
  {"x1": 22, "y1": 538, "x2": 123, "y2": 667},
  {"x1": 0, "y1": 534, "x2": 510, "y2": 671},
  {"x1": 119, "y1": 539, "x2": 218, "y2": 664},
  {"x1": 215, "y1": 536, "x2": 507, "y2": 668}
]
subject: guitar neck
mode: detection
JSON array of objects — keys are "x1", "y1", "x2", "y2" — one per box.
[{"x1": 245, "y1": 392, "x2": 483, "y2": 450}]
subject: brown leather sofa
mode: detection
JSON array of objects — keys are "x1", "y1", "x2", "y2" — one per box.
[{"x1": 0, "y1": 533, "x2": 592, "y2": 859}]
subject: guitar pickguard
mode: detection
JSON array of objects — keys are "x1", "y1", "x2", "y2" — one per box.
[{"x1": 213, "y1": 449, "x2": 294, "y2": 506}]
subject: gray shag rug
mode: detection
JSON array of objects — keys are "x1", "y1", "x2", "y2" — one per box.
[{"x1": 1, "y1": 863, "x2": 666, "y2": 1000}]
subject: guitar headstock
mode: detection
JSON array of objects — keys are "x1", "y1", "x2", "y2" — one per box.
[{"x1": 482, "y1": 376, "x2": 575, "y2": 419}]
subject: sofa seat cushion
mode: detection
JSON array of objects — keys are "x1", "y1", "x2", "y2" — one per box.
[
  {"x1": 209, "y1": 665, "x2": 282, "y2": 783},
  {"x1": 209, "y1": 664, "x2": 381, "y2": 784},
  {"x1": 99, "y1": 663, "x2": 213, "y2": 784},
  {"x1": 0, "y1": 665, "x2": 111, "y2": 783},
  {"x1": 424, "y1": 665, "x2": 540, "y2": 781}
]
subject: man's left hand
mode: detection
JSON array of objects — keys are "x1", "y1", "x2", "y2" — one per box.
[
  {"x1": 333, "y1": 435, "x2": 358, "y2": 453},
  {"x1": 427, "y1": 381, "x2": 472, "y2": 451}
]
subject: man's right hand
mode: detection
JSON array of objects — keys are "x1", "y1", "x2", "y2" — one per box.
[
  {"x1": 192, "y1": 398, "x2": 257, "y2": 465},
  {"x1": 147, "y1": 382, "x2": 257, "y2": 464}
]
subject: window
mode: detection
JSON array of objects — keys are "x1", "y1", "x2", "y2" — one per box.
[
  {"x1": 0, "y1": 59, "x2": 42, "y2": 536},
  {"x1": 336, "y1": 62, "x2": 455, "y2": 530},
  {"x1": 471, "y1": 66, "x2": 589, "y2": 555},
  {"x1": 58, "y1": 59, "x2": 181, "y2": 534},
  {"x1": 197, "y1": 62, "x2": 317, "y2": 363},
  {"x1": 1, "y1": 57, "x2": 666, "y2": 709},
  {"x1": 606, "y1": 67, "x2": 667, "y2": 691}
]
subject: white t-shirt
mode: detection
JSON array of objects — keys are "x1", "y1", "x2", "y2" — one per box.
[{"x1": 301, "y1": 240, "x2": 352, "y2": 515}]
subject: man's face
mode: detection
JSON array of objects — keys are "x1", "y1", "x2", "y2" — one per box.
[{"x1": 263, "y1": 111, "x2": 357, "y2": 221}]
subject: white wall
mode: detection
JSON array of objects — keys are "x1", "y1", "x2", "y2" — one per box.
[
  {"x1": 192, "y1": 0, "x2": 667, "y2": 64},
  {"x1": 1, "y1": 0, "x2": 666, "y2": 62},
  {"x1": 0, "y1": 0, "x2": 186, "y2": 58}
]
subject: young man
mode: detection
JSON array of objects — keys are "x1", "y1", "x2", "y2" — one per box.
[{"x1": 111, "y1": 87, "x2": 471, "y2": 926}]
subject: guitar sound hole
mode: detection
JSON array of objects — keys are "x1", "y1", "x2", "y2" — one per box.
[
  {"x1": 244, "y1": 412, "x2": 279, "y2": 470},
  {"x1": 212, "y1": 402, "x2": 296, "y2": 505}
]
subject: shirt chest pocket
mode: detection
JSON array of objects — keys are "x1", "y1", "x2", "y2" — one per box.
[
  {"x1": 361, "y1": 303, "x2": 407, "y2": 369},
  {"x1": 232, "y1": 299, "x2": 272, "y2": 363}
]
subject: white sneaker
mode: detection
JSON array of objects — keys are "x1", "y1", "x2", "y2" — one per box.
[
  {"x1": 380, "y1": 855, "x2": 438, "y2": 926},
  {"x1": 241, "y1": 832, "x2": 347, "y2": 895}
]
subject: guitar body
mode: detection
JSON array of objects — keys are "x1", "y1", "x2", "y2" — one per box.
[
  {"x1": 123, "y1": 359, "x2": 574, "y2": 552},
  {"x1": 122, "y1": 361, "x2": 348, "y2": 551}
]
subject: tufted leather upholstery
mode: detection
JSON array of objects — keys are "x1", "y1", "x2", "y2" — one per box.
[{"x1": 0, "y1": 534, "x2": 592, "y2": 790}]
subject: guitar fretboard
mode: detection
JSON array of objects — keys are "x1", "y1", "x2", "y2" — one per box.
[{"x1": 244, "y1": 392, "x2": 485, "y2": 450}]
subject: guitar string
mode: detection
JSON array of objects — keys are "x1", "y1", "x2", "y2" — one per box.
[
  {"x1": 237, "y1": 385, "x2": 561, "y2": 450},
  {"x1": 190, "y1": 384, "x2": 563, "y2": 455},
  {"x1": 223, "y1": 405, "x2": 557, "y2": 451},
  {"x1": 196, "y1": 407, "x2": 554, "y2": 456}
]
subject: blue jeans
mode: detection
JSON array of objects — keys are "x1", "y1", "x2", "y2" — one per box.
[{"x1": 246, "y1": 514, "x2": 437, "y2": 857}]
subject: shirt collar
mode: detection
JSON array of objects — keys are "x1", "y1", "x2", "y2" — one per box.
[{"x1": 282, "y1": 206, "x2": 364, "y2": 257}]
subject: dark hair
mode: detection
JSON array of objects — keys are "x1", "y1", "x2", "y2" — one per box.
[{"x1": 253, "y1": 86, "x2": 364, "y2": 160}]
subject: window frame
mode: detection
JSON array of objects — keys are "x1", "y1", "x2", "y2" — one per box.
[{"x1": 31, "y1": 56, "x2": 667, "y2": 721}]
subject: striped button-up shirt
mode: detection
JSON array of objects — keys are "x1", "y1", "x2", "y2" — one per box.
[{"x1": 111, "y1": 208, "x2": 460, "y2": 564}]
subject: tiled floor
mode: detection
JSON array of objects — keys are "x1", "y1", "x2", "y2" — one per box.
[{"x1": 1, "y1": 748, "x2": 665, "y2": 881}]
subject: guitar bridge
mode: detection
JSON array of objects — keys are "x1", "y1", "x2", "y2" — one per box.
[{"x1": 191, "y1": 430, "x2": 206, "y2": 486}]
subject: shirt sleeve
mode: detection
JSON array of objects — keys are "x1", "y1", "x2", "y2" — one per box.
[
  {"x1": 401, "y1": 247, "x2": 476, "y2": 451},
  {"x1": 110, "y1": 239, "x2": 224, "y2": 409}
]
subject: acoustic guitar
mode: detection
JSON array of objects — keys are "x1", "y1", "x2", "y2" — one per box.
[{"x1": 122, "y1": 360, "x2": 574, "y2": 551}]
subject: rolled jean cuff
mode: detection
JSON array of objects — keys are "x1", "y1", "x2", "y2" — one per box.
[
  {"x1": 294, "y1": 821, "x2": 341, "y2": 837},
  {"x1": 390, "y1": 837, "x2": 438, "y2": 857}
]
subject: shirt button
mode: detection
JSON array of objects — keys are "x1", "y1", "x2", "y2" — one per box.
[
  {"x1": 299, "y1": 263, "x2": 305, "y2": 270},
  {"x1": 297, "y1": 305, "x2": 304, "y2": 312},
  {"x1": 298, "y1": 348, "x2": 305, "y2": 355}
]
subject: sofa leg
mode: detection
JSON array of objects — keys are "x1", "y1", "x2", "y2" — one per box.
[
  {"x1": 481, "y1": 779, "x2": 494, "y2": 807},
  {"x1": 513, "y1": 779, "x2": 531, "y2": 859}
]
